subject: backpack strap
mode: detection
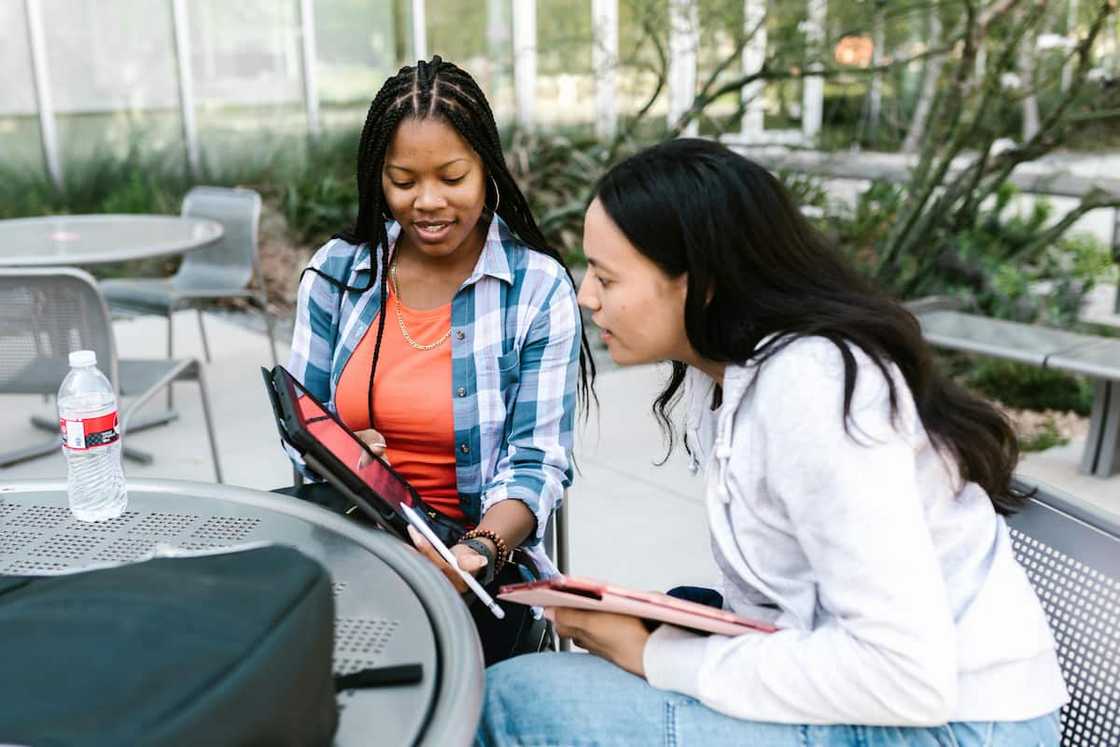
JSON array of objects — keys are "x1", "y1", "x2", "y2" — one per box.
[{"x1": 334, "y1": 663, "x2": 423, "y2": 691}]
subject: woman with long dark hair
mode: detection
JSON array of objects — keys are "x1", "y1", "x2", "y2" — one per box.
[
  {"x1": 477, "y1": 139, "x2": 1065, "y2": 744},
  {"x1": 287, "y1": 57, "x2": 593, "y2": 664}
]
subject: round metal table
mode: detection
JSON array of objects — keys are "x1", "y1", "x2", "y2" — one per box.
[
  {"x1": 0, "y1": 214, "x2": 222, "y2": 266},
  {"x1": 0, "y1": 479, "x2": 484, "y2": 746}
]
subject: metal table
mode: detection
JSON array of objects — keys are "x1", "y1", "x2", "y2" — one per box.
[
  {"x1": 0, "y1": 479, "x2": 484, "y2": 747},
  {"x1": 0, "y1": 214, "x2": 222, "y2": 267},
  {"x1": 0, "y1": 214, "x2": 224, "y2": 465}
]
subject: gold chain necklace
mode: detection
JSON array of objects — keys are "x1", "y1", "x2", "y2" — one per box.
[{"x1": 390, "y1": 259, "x2": 452, "y2": 351}]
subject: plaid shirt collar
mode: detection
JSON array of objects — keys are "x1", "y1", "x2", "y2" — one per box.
[{"x1": 351, "y1": 214, "x2": 515, "y2": 287}]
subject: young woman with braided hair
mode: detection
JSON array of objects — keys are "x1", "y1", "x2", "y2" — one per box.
[{"x1": 287, "y1": 57, "x2": 594, "y2": 664}]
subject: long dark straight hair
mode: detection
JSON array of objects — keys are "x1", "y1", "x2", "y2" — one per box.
[
  {"x1": 593, "y1": 138, "x2": 1024, "y2": 514},
  {"x1": 306, "y1": 56, "x2": 595, "y2": 431}
]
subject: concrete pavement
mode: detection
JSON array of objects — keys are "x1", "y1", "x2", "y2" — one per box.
[
  {"x1": 0, "y1": 310, "x2": 718, "y2": 590},
  {"x1": 1, "y1": 309, "x2": 1114, "y2": 591}
]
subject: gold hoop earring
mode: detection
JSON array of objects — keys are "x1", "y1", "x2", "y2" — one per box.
[{"x1": 488, "y1": 176, "x2": 501, "y2": 215}]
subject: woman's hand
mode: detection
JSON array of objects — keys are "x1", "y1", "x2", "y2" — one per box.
[
  {"x1": 354, "y1": 428, "x2": 388, "y2": 467},
  {"x1": 549, "y1": 608, "x2": 652, "y2": 678},
  {"x1": 407, "y1": 525, "x2": 488, "y2": 593}
]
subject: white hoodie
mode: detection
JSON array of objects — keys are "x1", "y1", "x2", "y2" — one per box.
[{"x1": 642, "y1": 336, "x2": 1068, "y2": 726}]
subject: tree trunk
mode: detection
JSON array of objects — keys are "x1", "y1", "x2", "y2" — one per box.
[
  {"x1": 902, "y1": 6, "x2": 943, "y2": 153},
  {"x1": 1020, "y1": 27, "x2": 1041, "y2": 141},
  {"x1": 866, "y1": 3, "x2": 886, "y2": 144},
  {"x1": 1061, "y1": 0, "x2": 1080, "y2": 92},
  {"x1": 801, "y1": 0, "x2": 827, "y2": 143},
  {"x1": 392, "y1": 0, "x2": 410, "y2": 67}
]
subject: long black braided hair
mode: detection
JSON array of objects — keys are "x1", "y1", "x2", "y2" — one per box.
[{"x1": 306, "y1": 56, "x2": 595, "y2": 433}]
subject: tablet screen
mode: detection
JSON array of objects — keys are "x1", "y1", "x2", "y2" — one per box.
[{"x1": 277, "y1": 369, "x2": 416, "y2": 513}]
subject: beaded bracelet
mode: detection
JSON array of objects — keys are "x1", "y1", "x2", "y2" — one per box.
[{"x1": 460, "y1": 528, "x2": 509, "y2": 577}]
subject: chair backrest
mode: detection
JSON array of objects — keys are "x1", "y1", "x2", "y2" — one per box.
[
  {"x1": 0, "y1": 268, "x2": 118, "y2": 396},
  {"x1": 174, "y1": 186, "x2": 261, "y2": 292},
  {"x1": 1007, "y1": 477, "x2": 1120, "y2": 746},
  {"x1": 542, "y1": 493, "x2": 570, "y2": 575}
]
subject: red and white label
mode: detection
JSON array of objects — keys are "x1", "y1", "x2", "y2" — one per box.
[{"x1": 59, "y1": 411, "x2": 120, "y2": 451}]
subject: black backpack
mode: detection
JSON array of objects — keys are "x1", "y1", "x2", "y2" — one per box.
[{"x1": 0, "y1": 545, "x2": 338, "y2": 746}]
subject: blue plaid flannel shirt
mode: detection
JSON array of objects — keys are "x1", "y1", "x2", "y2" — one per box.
[{"x1": 288, "y1": 215, "x2": 580, "y2": 575}]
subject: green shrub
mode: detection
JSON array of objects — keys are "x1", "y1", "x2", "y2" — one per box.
[
  {"x1": 3, "y1": 118, "x2": 1110, "y2": 337},
  {"x1": 834, "y1": 177, "x2": 1114, "y2": 327},
  {"x1": 962, "y1": 358, "x2": 1094, "y2": 415},
  {"x1": 1018, "y1": 419, "x2": 1069, "y2": 453},
  {"x1": 278, "y1": 170, "x2": 358, "y2": 247},
  {"x1": 833, "y1": 179, "x2": 907, "y2": 275},
  {"x1": 0, "y1": 143, "x2": 187, "y2": 219},
  {"x1": 503, "y1": 126, "x2": 626, "y2": 264}
]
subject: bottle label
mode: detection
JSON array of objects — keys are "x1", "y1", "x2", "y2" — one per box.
[{"x1": 59, "y1": 411, "x2": 120, "y2": 451}]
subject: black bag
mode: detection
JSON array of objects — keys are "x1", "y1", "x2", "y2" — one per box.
[{"x1": 0, "y1": 545, "x2": 338, "y2": 747}]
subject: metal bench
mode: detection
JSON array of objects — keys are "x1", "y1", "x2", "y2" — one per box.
[
  {"x1": 915, "y1": 309, "x2": 1120, "y2": 477},
  {"x1": 1007, "y1": 475, "x2": 1120, "y2": 746}
]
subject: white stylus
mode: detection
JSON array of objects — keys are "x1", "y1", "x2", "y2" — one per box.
[{"x1": 401, "y1": 503, "x2": 505, "y2": 620}]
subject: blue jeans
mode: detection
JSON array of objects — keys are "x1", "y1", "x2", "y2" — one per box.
[{"x1": 476, "y1": 652, "x2": 1061, "y2": 747}]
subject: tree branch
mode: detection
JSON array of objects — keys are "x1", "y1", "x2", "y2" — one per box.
[
  {"x1": 972, "y1": 0, "x2": 1113, "y2": 202},
  {"x1": 877, "y1": 0, "x2": 1047, "y2": 280},
  {"x1": 608, "y1": 8, "x2": 669, "y2": 160},
  {"x1": 692, "y1": 8, "x2": 767, "y2": 106},
  {"x1": 1011, "y1": 189, "x2": 1120, "y2": 262}
]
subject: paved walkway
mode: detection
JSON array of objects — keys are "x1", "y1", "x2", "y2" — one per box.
[
  {"x1": 0, "y1": 311, "x2": 293, "y2": 490},
  {"x1": 0, "y1": 311, "x2": 717, "y2": 588},
  {"x1": 1, "y1": 311, "x2": 1114, "y2": 591}
]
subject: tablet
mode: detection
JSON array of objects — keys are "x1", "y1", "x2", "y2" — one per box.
[
  {"x1": 262, "y1": 365, "x2": 421, "y2": 542},
  {"x1": 498, "y1": 575, "x2": 780, "y2": 637},
  {"x1": 263, "y1": 366, "x2": 507, "y2": 617}
]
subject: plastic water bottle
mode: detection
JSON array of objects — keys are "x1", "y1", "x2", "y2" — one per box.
[{"x1": 58, "y1": 350, "x2": 127, "y2": 521}]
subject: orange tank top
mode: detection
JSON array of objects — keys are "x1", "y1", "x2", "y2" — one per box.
[{"x1": 335, "y1": 286, "x2": 463, "y2": 522}]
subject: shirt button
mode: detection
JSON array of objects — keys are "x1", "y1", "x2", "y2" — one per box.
[
  {"x1": 457, "y1": 387, "x2": 467, "y2": 397},
  {"x1": 455, "y1": 330, "x2": 466, "y2": 341},
  {"x1": 459, "y1": 443, "x2": 470, "y2": 454}
]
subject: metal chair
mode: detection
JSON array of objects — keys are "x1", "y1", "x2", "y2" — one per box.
[
  {"x1": 100, "y1": 186, "x2": 279, "y2": 371},
  {"x1": 542, "y1": 498, "x2": 570, "y2": 575},
  {"x1": 1007, "y1": 475, "x2": 1120, "y2": 746},
  {"x1": 543, "y1": 496, "x2": 572, "y2": 651},
  {"x1": 0, "y1": 267, "x2": 223, "y2": 482}
]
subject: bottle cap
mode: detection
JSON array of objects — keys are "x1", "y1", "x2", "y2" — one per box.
[{"x1": 68, "y1": 350, "x2": 97, "y2": 368}]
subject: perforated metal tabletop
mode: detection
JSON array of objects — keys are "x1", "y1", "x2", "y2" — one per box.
[{"x1": 0, "y1": 479, "x2": 483, "y2": 747}]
